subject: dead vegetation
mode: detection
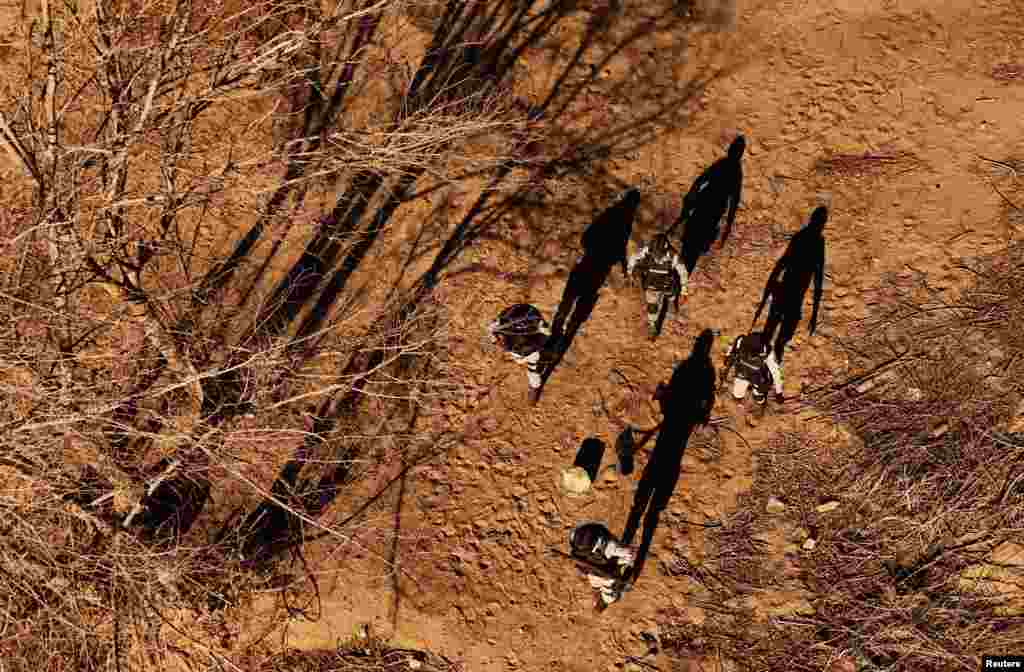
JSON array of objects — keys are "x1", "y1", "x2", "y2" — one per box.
[
  {"x1": 660, "y1": 229, "x2": 1024, "y2": 670},
  {"x1": 813, "y1": 150, "x2": 922, "y2": 181},
  {"x1": 254, "y1": 633, "x2": 462, "y2": 672},
  {"x1": 0, "y1": 0, "x2": 717, "y2": 668},
  {"x1": 991, "y1": 63, "x2": 1024, "y2": 82}
]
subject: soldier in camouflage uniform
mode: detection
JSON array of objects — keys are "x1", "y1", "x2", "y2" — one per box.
[
  {"x1": 627, "y1": 233, "x2": 689, "y2": 339},
  {"x1": 722, "y1": 331, "x2": 784, "y2": 420},
  {"x1": 488, "y1": 303, "x2": 552, "y2": 405}
]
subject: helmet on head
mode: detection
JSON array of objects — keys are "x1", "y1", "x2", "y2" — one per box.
[
  {"x1": 651, "y1": 233, "x2": 672, "y2": 257},
  {"x1": 728, "y1": 135, "x2": 746, "y2": 162},
  {"x1": 495, "y1": 303, "x2": 545, "y2": 336},
  {"x1": 570, "y1": 522, "x2": 612, "y2": 563}
]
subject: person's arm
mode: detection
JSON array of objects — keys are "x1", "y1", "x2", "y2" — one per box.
[
  {"x1": 809, "y1": 243, "x2": 825, "y2": 335},
  {"x1": 765, "y1": 352, "x2": 784, "y2": 396},
  {"x1": 720, "y1": 165, "x2": 742, "y2": 246},
  {"x1": 627, "y1": 247, "x2": 648, "y2": 276}
]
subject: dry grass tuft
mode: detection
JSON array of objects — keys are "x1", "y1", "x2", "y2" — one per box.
[
  {"x1": 814, "y1": 151, "x2": 921, "y2": 180},
  {"x1": 991, "y1": 63, "x2": 1024, "y2": 82},
  {"x1": 257, "y1": 634, "x2": 463, "y2": 672}
]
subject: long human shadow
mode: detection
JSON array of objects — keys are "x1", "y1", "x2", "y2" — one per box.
[
  {"x1": 539, "y1": 189, "x2": 640, "y2": 395},
  {"x1": 671, "y1": 135, "x2": 745, "y2": 274},
  {"x1": 752, "y1": 205, "x2": 828, "y2": 363},
  {"x1": 621, "y1": 329, "x2": 716, "y2": 583},
  {"x1": 207, "y1": 3, "x2": 745, "y2": 566}
]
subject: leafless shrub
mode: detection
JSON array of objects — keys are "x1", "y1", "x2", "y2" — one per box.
[
  {"x1": 0, "y1": 0, "x2": 716, "y2": 668},
  {"x1": 660, "y1": 238, "x2": 1024, "y2": 671}
]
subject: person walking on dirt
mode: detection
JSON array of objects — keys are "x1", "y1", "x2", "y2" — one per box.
[
  {"x1": 621, "y1": 330, "x2": 715, "y2": 586},
  {"x1": 627, "y1": 233, "x2": 689, "y2": 339},
  {"x1": 568, "y1": 522, "x2": 636, "y2": 608},
  {"x1": 674, "y1": 135, "x2": 745, "y2": 273},
  {"x1": 721, "y1": 331, "x2": 783, "y2": 421},
  {"x1": 488, "y1": 303, "x2": 551, "y2": 405},
  {"x1": 752, "y1": 205, "x2": 827, "y2": 364}
]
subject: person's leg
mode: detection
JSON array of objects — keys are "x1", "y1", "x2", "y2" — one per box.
[
  {"x1": 751, "y1": 385, "x2": 767, "y2": 417},
  {"x1": 731, "y1": 376, "x2": 750, "y2": 401},
  {"x1": 525, "y1": 350, "x2": 543, "y2": 404},
  {"x1": 644, "y1": 289, "x2": 662, "y2": 337}
]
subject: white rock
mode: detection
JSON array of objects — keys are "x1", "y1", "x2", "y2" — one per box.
[
  {"x1": 766, "y1": 497, "x2": 786, "y2": 514},
  {"x1": 816, "y1": 501, "x2": 841, "y2": 513},
  {"x1": 802, "y1": 538, "x2": 817, "y2": 551},
  {"x1": 559, "y1": 467, "x2": 592, "y2": 496}
]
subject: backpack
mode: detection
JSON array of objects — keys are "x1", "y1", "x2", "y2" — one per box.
[
  {"x1": 642, "y1": 253, "x2": 680, "y2": 293},
  {"x1": 735, "y1": 335, "x2": 769, "y2": 387}
]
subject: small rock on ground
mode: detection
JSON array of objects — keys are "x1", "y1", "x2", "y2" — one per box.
[{"x1": 560, "y1": 466, "x2": 592, "y2": 496}]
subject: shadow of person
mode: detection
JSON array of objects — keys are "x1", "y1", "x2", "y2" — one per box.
[
  {"x1": 673, "y1": 136, "x2": 745, "y2": 274},
  {"x1": 753, "y1": 206, "x2": 827, "y2": 363},
  {"x1": 541, "y1": 189, "x2": 641, "y2": 389},
  {"x1": 581, "y1": 187, "x2": 639, "y2": 276},
  {"x1": 620, "y1": 329, "x2": 716, "y2": 584}
]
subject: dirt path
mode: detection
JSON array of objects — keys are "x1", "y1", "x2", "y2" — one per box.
[{"x1": 251, "y1": 0, "x2": 1024, "y2": 669}]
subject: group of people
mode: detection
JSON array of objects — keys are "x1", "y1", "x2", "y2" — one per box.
[{"x1": 485, "y1": 134, "x2": 829, "y2": 606}]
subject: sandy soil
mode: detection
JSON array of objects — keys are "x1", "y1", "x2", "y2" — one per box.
[{"x1": 237, "y1": 0, "x2": 1023, "y2": 669}]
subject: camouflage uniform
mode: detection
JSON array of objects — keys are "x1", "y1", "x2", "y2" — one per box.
[
  {"x1": 724, "y1": 332, "x2": 783, "y2": 412},
  {"x1": 627, "y1": 237, "x2": 689, "y2": 337},
  {"x1": 488, "y1": 304, "x2": 551, "y2": 400}
]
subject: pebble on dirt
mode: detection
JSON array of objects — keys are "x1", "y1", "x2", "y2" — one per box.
[
  {"x1": 560, "y1": 466, "x2": 592, "y2": 496},
  {"x1": 766, "y1": 497, "x2": 786, "y2": 514},
  {"x1": 816, "y1": 500, "x2": 840, "y2": 513}
]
